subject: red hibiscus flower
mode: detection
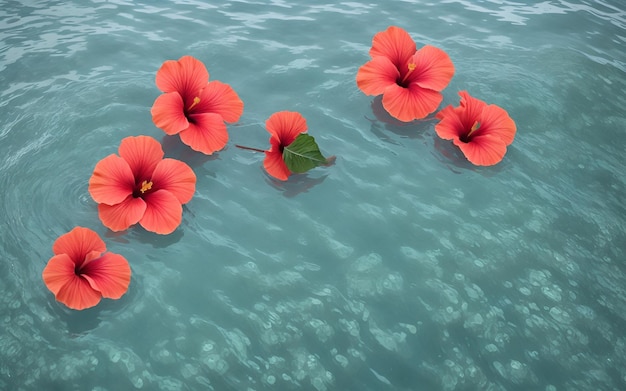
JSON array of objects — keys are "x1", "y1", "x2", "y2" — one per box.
[
  {"x1": 42, "y1": 227, "x2": 131, "y2": 310},
  {"x1": 151, "y1": 55, "x2": 244, "y2": 155},
  {"x1": 88, "y1": 135, "x2": 196, "y2": 234},
  {"x1": 434, "y1": 90, "x2": 517, "y2": 166},
  {"x1": 356, "y1": 26, "x2": 455, "y2": 122},
  {"x1": 235, "y1": 111, "x2": 334, "y2": 181},
  {"x1": 263, "y1": 111, "x2": 308, "y2": 181}
]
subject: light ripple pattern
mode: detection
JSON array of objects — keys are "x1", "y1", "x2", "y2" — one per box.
[{"x1": 0, "y1": 0, "x2": 625, "y2": 390}]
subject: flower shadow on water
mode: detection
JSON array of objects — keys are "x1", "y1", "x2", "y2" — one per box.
[
  {"x1": 264, "y1": 169, "x2": 330, "y2": 198},
  {"x1": 104, "y1": 224, "x2": 185, "y2": 248},
  {"x1": 48, "y1": 288, "x2": 135, "y2": 335},
  {"x1": 160, "y1": 134, "x2": 220, "y2": 169},
  {"x1": 367, "y1": 96, "x2": 433, "y2": 144},
  {"x1": 161, "y1": 133, "x2": 223, "y2": 187}
]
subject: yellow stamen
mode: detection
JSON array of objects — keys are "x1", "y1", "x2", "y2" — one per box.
[
  {"x1": 140, "y1": 180, "x2": 153, "y2": 193},
  {"x1": 401, "y1": 62, "x2": 416, "y2": 83},
  {"x1": 188, "y1": 96, "x2": 200, "y2": 111},
  {"x1": 467, "y1": 121, "x2": 481, "y2": 138}
]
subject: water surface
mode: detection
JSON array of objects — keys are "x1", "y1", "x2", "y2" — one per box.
[{"x1": 1, "y1": 1, "x2": 625, "y2": 390}]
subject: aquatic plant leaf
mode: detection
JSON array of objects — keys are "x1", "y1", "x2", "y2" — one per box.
[{"x1": 283, "y1": 134, "x2": 328, "y2": 173}]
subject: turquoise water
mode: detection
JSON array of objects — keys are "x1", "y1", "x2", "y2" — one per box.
[{"x1": 1, "y1": 0, "x2": 625, "y2": 390}]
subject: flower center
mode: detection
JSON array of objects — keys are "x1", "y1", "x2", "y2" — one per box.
[
  {"x1": 133, "y1": 179, "x2": 154, "y2": 198},
  {"x1": 468, "y1": 121, "x2": 480, "y2": 137},
  {"x1": 461, "y1": 121, "x2": 481, "y2": 143},
  {"x1": 399, "y1": 62, "x2": 416, "y2": 85},
  {"x1": 139, "y1": 180, "x2": 153, "y2": 193}
]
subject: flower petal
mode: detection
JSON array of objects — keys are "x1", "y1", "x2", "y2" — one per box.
[
  {"x1": 265, "y1": 111, "x2": 307, "y2": 146},
  {"x1": 55, "y1": 274, "x2": 102, "y2": 310},
  {"x1": 264, "y1": 149, "x2": 291, "y2": 181},
  {"x1": 156, "y1": 55, "x2": 209, "y2": 97},
  {"x1": 89, "y1": 155, "x2": 135, "y2": 206},
  {"x1": 194, "y1": 80, "x2": 244, "y2": 123},
  {"x1": 179, "y1": 112, "x2": 229, "y2": 155},
  {"x1": 382, "y1": 83, "x2": 443, "y2": 121},
  {"x1": 435, "y1": 91, "x2": 487, "y2": 139},
  {"x1": 151, "y1": 158, "x2": 196, "y2": 204},
  {"x1": 457, "y1": 91, "x2": 487, "y2": 127},
  {"x1": 434, "y1": 105, "x2": 464, "y2": 140},
  {"x1": 477, "y1": 104, "x2": 517, "y2": 146},
  {"x1": 356, "y1": 56, "x2": 400, "y2": 97},
  {"x1": 81, "y1": 253, "x2": 131, "y2": 300},
  {"x1": 42, "y1": 254, "x2": 79, "y2": 296},
  {"x1": 409, "y1": 45, "x2": 455, "y2": 92},
  {"x1": 151, "y1": 92, "x2": 189, "y2": 135},
  {"x1": 454, "y1": 133, "x2": 508, "y2": 166},
  {"x1": 97, "y1": 195, "x2": 147, "y2": 232},
  {"x1": 52, "y1": 227, "x2": 106, "y2": 263},
  {"x1": 369, "y1": 26, "x2": 416, "y2": 68},
  {"x1": 139, "y1": 190, "x2": 183, "y2": 235},
  {"x1": 118, "y1": 136, "x2": 164, "y2": 181}
]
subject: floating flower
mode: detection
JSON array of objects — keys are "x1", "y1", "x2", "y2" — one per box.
[
  {"x1": 151, "y1": 55, "x2": 244, "y2": 155},
  {"x1": 265, "y1": 111, "x2": 335, "y2": 181},
  {"x1": 264, "y1": 111, "x2": 309, "y2": 181},
  {"x1": 42, "y1": 227, "x2": 131, "y2": 310},
  {"x1": 356, "y1": 26, "x2": 455, "y2": 122},
  {"x1": 235, "y1": 111, "x2": 333, "y2": 181},
  {"x1": 88, "y1": 135, "x2": 196, "y2": 234},
  {"x1": 434, "y1": 90, "x2": 517, "y2": 166}
]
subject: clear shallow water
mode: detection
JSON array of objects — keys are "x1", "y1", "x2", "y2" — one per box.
[{"x1": 1, "y1": 0, "x2": 625, "y2": 390}]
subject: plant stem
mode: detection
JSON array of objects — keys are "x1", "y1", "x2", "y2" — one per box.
[{"x1": 235, "y1": 145, "x2": 265, "y2": 153}]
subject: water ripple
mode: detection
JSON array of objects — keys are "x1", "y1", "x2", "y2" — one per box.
[{"x1": 1, "y1": 0, "x2": 626, "y2": 390}]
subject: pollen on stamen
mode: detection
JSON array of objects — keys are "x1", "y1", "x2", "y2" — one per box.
[
  {"x1": 465, "y1": 121, "x2": 481, "y2": 139},
  {"x1": 140, "y1": 180, "x2": 153, "y2": 193},
  {"x1": 188, "y1": 96, "x2": 201, "y2": 111},
  {"x1": 401, "y1": 63, "x2": 417, "y2": 83},
  {"x1": 470, "y1": 121, "x2": 481, "y2": 133}
]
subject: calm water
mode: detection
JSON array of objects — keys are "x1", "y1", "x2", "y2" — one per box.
[{"x1": 1, "y1": 0, "x2": 625, "y2": 390}]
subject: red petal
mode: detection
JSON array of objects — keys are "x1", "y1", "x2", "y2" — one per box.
[
  {"x1": 97, "y1": 196, "x2": 146, "y2": 232},
  {"x1": 434, "y1": 105, "x2": 464, "y2": 140},
  {"x1": 55, "y1": 274, "x2": 102, "y2": 310},
  {"x1": 42, "y1": 254, "x2": 78, "y2": 296},
  {"x1": 43, "y1": 254, "x2": 103, "y2": 310},
  {"x1": 118, "y1": 136, "x2": 164, "y2": 181},
  {"x1": 151, "y1": 92, "x2": 189, "y2": 135},
  {"x1": 457, "y1": 91, "x2": 487, "y2": 127},
  {"x1": 409, "y1": 45, "x2": 455, "y2": 92},
  {"x1": 81, "y1": 253, "x2": 131, "y2": 299},
  {"x1": 264, "y1": 149, "x2": 291, "y2": 181},
  {"x1": 155, "y1": 55, "x2": 209, "y2": 97},
  {"x1": 151, "y1": 158, "x2": 196, "y2": 204},
  {"x1": 435, "y1": 91, "x2": 486, "y2": 140},
  {"x1": 454, "y1": 133, "x2": 508, "y2": 166},
  {"x1": 369, "y1": 26, "x2": 416, "y2": 68},
  {"x1": 179, "y1": 112, "x2": 229, "y2": 154},
  {"x1": 52, "y1": 227, "x2": 106, "y2": 263},
  {"x1": 356, "y1": 56, "x2": 400, "y2": 96},
  {"x1": 265, "y1": 111, "x2": 307, "y2": 146},
  {"x1": 477, "y1": 104, "x2": 517, "y2": 146},
  {"x1": 89, "y1": 155, "x2": 135, "y2": 206},
  {"x1": 382, "y1": 83, "x2": 443, "y2": 121},
  {"x1": 194, "y1": 80, "x2": 244, "y2": 123},
  {"x1": 139, "y1": 190, "x2": 183, "y2": 235}
]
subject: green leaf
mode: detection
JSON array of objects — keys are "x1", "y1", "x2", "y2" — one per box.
[{"x1": 283, "y1": 134, "x2": 328, "y2": 174}]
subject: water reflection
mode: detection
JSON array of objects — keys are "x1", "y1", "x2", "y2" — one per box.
[
  {"x1": 265, "y1": 171, "x2": 331, "y2": 197},
  {"x1": 367, "y1": 96, "x2": 433, "y2": 143}
]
